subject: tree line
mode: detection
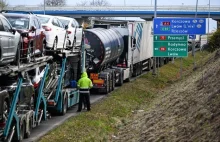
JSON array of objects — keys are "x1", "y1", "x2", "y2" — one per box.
[{"x1": 0, "y1": 0, "x2": 110, "y2": 8}]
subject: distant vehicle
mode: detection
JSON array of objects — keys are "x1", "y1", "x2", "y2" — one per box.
[
  {"x1": 37, "y1": 15, "x2": 67, "y2": 50},
  {"x1": 56, "y1": 16, "x2": 83, "y2": 48},
  {"x1": 2, "y1": 12, "x2": 46, "y2": 62},
  {"x1": 0, "y1": 14, "x2": 21, "y2": 65}
]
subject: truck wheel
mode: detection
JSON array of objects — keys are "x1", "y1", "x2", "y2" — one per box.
[
  {"x1": 106, "y1": 81, "x2": 109, "y2": 94},
  {"x1": 118, "y1": 72, "x2": 124, "y2": 86},
  {"x1": 19, "y1": 122, "x2": 25, "y2": 141},
  {"x1": 112, "y1": 80, "x2": 115, "y2": 91},
  {"x1": 109, "y1": 75, "x2": 112, "y2": 92},
  {"x1": 24, "y1": 116, "x2": 32, "y2": 138},
  {"x1": 3, "y1": 100, "x2": 9, "y2": 117},
  {"x1": 112, "y1": 72, "x2": 115, "y2": 91},
  {"x1": 12, "y1": 121, "x2": 24, "y2": 142},
  {"x1": 61, "y1": 93, "x2": 68, "y2": 115}
]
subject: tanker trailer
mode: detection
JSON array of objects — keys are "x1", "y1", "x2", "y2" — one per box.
[
  {"x1": 84, "y1": 28, "x2": 124, "y2": 72},
  {"x1": 84, "y1": 27, "x2": 132, "y2": 94}
]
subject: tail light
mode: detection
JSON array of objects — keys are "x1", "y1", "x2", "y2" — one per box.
[
  {"x1": 67, "y1": 31, "x2": 71, "y2": 34},
  {"x1": 42, "y1": 26, "x2": 52, "y2": 31}
]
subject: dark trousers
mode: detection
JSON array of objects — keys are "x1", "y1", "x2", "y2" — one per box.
[{"x1": 77, "y1": 92, "x2": 91, "y2": 111}]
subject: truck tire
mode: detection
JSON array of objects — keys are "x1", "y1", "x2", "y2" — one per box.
[
  {"x1": 112, "y1": 71, "x2": 115, "y2": 91},
  {"x1": 118, "y1": 71, "x2": 124, "y2": 86},
  {"x1": 12, "y1": 121, "x2": 24, "y2": 141},
  {"x1": 19, "y1": 122, "x2": 25, "y2": 142},
  {"x1": 24, "y1": 115, "x2": 33, "y2": 138},
  {"x1": 108, "y1": 74, "x2": 112, "y2": 92},
  {"x1": 105, "y1": 80, "x2": 109, "y2": 94},
  {"x1": 61, "y1": 93, "x2": 68, "y2": 115}
]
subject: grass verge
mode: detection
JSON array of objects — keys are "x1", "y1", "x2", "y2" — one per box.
[{"x1": 40, "y1": 51, "x2": 212, "y2": 142}]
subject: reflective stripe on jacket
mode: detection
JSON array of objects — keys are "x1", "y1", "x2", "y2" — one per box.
[{"x1": 79, "y1": 88, "x2": 90, "y2": 93}]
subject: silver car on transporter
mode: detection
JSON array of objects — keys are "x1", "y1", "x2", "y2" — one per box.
[{"x1": 0, "y1": 14, "x2": 21, "y2": 65}]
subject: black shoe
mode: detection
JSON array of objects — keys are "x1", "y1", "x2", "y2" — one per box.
[
  {"x1": 87, "y1": 109, "x2": 91, "y2": 111},
  {"x1": 77, "y1": 110, "x2": 81, "y2": 112}
]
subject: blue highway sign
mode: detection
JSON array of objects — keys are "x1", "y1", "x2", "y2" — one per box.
[
  {"x1": 189, "y1": 35, "x2": 196, "y2": 39},
  {"x1": 153, "y1": 18, "x2": 206, "y2": 35}
]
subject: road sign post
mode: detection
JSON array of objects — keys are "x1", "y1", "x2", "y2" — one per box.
[
  {"x1": 153, "y1": 35, "x2": 188, "y2": 57},
  {"x1": 152, "y1": 0, "x2": 157, "y2": 76}
]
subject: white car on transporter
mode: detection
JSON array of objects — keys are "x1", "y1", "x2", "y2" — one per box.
[
  {"x1": 37, "y1": 15, "x2": 67, "y2": 50},
  {"x1": 56, "y1": 16, "x2": 83, "y2": 48}
]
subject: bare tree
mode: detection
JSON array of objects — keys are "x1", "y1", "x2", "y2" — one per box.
[
  {"x1": 0, "y1": 0, "x2": 8, "y2": 10},
  {"x1": 45, "y1": 0, "x2": 66, "y2": 6},
  {"x1": 90, "y1": 0, "x2": 110, "y2": 6},
  {"x1": 76, "y1": 0, "x2": 113, "y2": 25},
  {"x1": 77, "y1": 0, "x2": 110, "y2": 7},
  {"x1": 76, "y1": 0, "x2": 89, "y2": 6}
]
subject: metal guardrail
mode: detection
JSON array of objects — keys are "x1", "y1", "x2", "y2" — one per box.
[{"x1": 4, "y1": 5, "x2": 220, "y2": 12}]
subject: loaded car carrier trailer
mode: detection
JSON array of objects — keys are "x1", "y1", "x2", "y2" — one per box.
[
  {"x1": 0, "y1": 56, "x2": 53, "y2": 142},
  {"x1": 0, "y1": 49, "x2": 81, "y2": 142}
]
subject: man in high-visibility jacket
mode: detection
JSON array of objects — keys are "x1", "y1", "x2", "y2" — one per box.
[{"x1": 77, "y1": 71, "x2": 93, "y2": 112}]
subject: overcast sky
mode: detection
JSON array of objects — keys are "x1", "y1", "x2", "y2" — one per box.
[{"x1": 7, "y1": 0, "x2": 219, "y2": 32}]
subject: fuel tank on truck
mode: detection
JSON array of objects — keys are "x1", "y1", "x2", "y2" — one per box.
[{"x1": 84, "y1": 28, "x2": 124, "y2": 71}]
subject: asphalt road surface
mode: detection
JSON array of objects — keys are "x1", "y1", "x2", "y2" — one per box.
[{"x1": 23, "y1": 94, "x2": 105, "y2": 142}]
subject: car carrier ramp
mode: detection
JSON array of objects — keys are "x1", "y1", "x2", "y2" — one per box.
[{"x1": 0, "y1": 56, "x2": 53, "y2": 76}]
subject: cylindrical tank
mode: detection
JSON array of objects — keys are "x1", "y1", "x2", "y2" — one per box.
[{"x1": 84, "y1": 28, "x2": 124, "y2": 71}]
